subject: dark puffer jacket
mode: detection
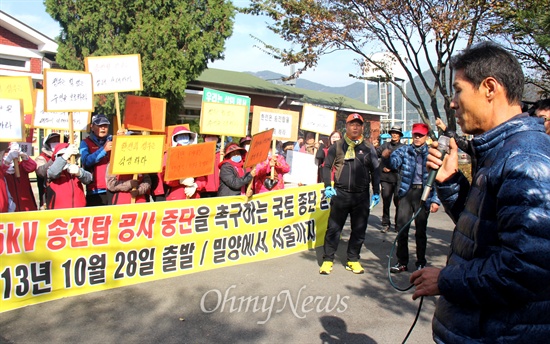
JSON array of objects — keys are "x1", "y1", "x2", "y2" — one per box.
[
  {"x1": 433, "y1": 114, "x2": 550, "y2": 343},
  {"x1": 389, "y1": 143, "x2": 439, "y2": 207}
]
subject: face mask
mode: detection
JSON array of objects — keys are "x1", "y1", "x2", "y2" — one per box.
[
  {"x1": 175, "y1": 134, "x2": 190, "y2": 146},
  {"x1": 244, "y1": 144, "x2": 250, "y2": 152},
  {"x1": 231, "y1": 155, "x2": 242, "y2": 163}
]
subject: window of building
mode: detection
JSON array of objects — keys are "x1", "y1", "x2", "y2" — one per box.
[{"x1": 0, "y1": 57, "x2": 30, "y2": 71}]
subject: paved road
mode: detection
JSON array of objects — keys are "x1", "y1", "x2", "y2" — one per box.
[{"x1": 0, "y1": 202, "x2": 454, "y2": 344}]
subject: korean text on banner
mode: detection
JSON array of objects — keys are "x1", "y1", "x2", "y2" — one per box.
[
  {"x1": 33, "y1": 90, "x2": 89, "y2": 131},
  {"x1": 251, "y1": 106, "x2": 299, "y2": 141},
  {"x1": 0, "y1": 98, "x2": 24, "y2": 142},
  {"x1": 202, "y1": 87, "x2": 250, "y2": 113},
  {"x1": 300, "y1": 104, "x2": 336, "y2": 136},
  {"x1": 85, "y1": 54, "x2": 143, "y2": 94},
  {"x1": 164, "y1": 141, "x2": 216, "y2": 181},
  {"x1": 244, "y1": 128, "x2": 274, "y2": 169},
  {"x1": 43, "y1": 69, "x2": 94, "y2": 113},
  {"x1": 200, "y1": 102, "x2": 247, "y2": 137},
  {"x1": 109, "y1": 135, "x2": 165, "y2": 175},
  {"x1": 0, "y1": 76, "x2": 35, "y2": 115},
  {"x1": 124, "y1": 95, "x2": 166, "y2": 132},
  {"x1": 0, "y1": 183, "x2": 330, "y2": 313}
]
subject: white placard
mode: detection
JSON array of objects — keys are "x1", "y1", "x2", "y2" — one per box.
[
  {"x1": 0, "y1": 98, "x2": 24, "y2": 141},
  {"x1": 43, "y1": 69, "x2": 94, "y2": 112},
  {"x1": 257, "y1": 110, "x2": 294, "y2": 139},
  {"x1": 85, "y1": 54, "x2": 143, "y2": 94},
  {"x1": 300, "y1": 104, "x2": 336, "y2": 136},
  {"x1": 283, "y1": 150, "x2": 318, "y2": 185},
  {"x1": 33, "y1": 90, "x2": 89, "y2": 131}
]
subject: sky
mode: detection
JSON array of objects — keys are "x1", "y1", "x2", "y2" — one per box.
[{"x1": 1, "y1": 0, "x2": 361, "y2": 87}]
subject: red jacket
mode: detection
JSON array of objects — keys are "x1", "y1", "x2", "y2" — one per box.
[
  {"x1": 47, "y1": 170, "x2": 87, "y2": 209},
  {"x1": 0, "y1": 165, "x2": 8, "y2": 213},
  {"x1": 202, "y1": 151, "x2": 220, "y2": 193},
  {"x1": 4, "y1": 158, "x2": 37, "y2": 211},
  {"x1": 253, "y1": 155, "x2": 290, "y2": 194}
]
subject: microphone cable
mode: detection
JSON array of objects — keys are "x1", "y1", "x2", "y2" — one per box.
[{"x1": 387, "y1": 202, "x2": 426, "y2": 344}]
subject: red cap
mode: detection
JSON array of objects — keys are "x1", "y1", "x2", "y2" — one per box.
[
  {"x1": 346, "y1": 113, "x2": 364, "y2": 124},
  {"x1": 412, "y1": 123, "x2": 429, "y2": 136}
]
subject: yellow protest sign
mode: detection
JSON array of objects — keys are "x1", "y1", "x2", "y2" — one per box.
[
  {"x1": 85, "y1": 54, "x2": 143, "y2": 94},
  {"x1": 164, "y1": 141, "x2": 216, "y2": 181},
  {"x1": 0, "y1": 183, "x2": 330, "y2": 313},
  {"x1": 0, "y1": 76, "x2": 35, "y2": 115},
  {"x1": 200, "y1": 102, "x2": 247, "y2": 137},
  {"x1": 109, "y1": 135, "x2": 165, "y2": 175},
  {"x1": 301, "y1": 103, "x2": 336, "y2": 136},
  {"x1": 0, "y1": 98, "x2": 24, "y2": 142},
  {"x1": 43, "y1": 69, "x2": 94, "y2": 112},
  {"x1": 251, "y1": 106, "x2": 299, "y2": 141}
]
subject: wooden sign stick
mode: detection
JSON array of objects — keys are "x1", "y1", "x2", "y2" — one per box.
[
  {"x1": 13, "y1": 157, "x2": 20, "y2": 178},
  {"x1": 270, "y1": 140, "x2": 276, "y2": 180},
  {"x1": 314, "y1": 132, "x2": 319, "y2": 156},
  {"x1": 69, "y1": 112, "x2": 76, "y2": 165},
  {"x1": 220, "y1": 135, "x2": 226, "y2": 162},
  {"x1": 114, "y1": 92, "x2": 122, "y2": 131}
]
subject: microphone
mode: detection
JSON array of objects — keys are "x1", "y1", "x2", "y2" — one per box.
[{"x1": 421, "y1": 135, "x2": 450, "y2": 202}]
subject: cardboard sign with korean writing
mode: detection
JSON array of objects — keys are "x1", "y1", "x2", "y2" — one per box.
[
  {"x1": 33, "y1": 89, "x2": 90, "y2": 131},
  {"x1": 251, "y1": 106, "x2": 299, "y2": 141},
  {"x1": 43, "y1": 69, "x2": 94, "y2": 112},
  {"x1": 202, "y1": 87, "x2": 251, "y2": 112},
  {"x1": 0, "y1": 98, "x2": 24, "y2": 142},
  {"x1": 244, "y1": 128, "x2": 274, "y2": 169},
  {"x1": 109, "y1": 135, "x2": 165, "y2": 175},
  {"x1": 164, "y1": 141, "x2": 216, "y2": 181},
  {"x1": 200, "y1": 102, "x2": 247, "y2": 137},
  {"x1": 85, "y1": 54, "x2": 143, "y2": 94},
  {"x1": 300, "y1": 103, "x2": 336, "y2": 136},
  {"x1": 124, "y1": 95, "x2": 166, "y2": 132},
  {"x1": 0, "y1": 76, "x2": 35, "y2": 115}
]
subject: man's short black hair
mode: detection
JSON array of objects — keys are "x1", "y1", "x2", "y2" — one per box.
[
  {"x1": 451, "y1": 42, "x2": 524, "y2": 106},
  {"x1": 536, "y1": 98, "x2": 550, "y2": 111}
]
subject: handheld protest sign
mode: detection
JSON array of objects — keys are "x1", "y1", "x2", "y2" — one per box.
[
  {"x1": 84, "y1": 54, "x2": 143, "y2": 94},
  {"x1": 244, "y1": 128, "x2": 274, "y2": 169},
  {"x1": 0, "y1": 98, "x2": 24, "y2": 142},
  {"x1": 0, "y1": 76, "x2": 35, "y2": 115},
  {"x1": 124, "y1": 95, "x2": 166, "y2": 132},
  {"x1": 301, "y1": 103, "x2": 336, "y2": 136},
  {"x1": 33, "y1": 90, "x2": 90, "y2": 131},
  {"x1": 43, "y1": 69, "x2": 94, "y2": 112},
  {"x1": 200, "y1": 102, "x2": 247, "y2": 137},
  {"x1": 164, "y1": 141, "x2": 216, "y2": 182},
  {"x1": 251, "y1": 106, "x2": 299, "y2": 141},
  {"x1": 108, "y1": 135, "x2": 165, "y2": 175}
]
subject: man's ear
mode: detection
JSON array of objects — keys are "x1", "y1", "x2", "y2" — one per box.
[{"x1": 482, "y1": 77, "x2": 498, "y2": 100}]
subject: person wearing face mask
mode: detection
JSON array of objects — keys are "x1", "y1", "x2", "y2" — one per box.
[
  {"x1": 35, "y1": 133, "x2": 67, "y2": 209},
  {"x1": 218, "y1": 143, "x2": 256, "y2": 197},
  {"x1": 159, "y1": 126, "x2": 207, "y2": 201},
  {"x1": 201, "y1": 134, "x2": 222, "y2": 198},
  {"x1": 3, "y1": 142, "x2": 38, "y2": 212}
]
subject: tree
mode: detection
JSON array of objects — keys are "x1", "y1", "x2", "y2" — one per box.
[
  {"x1": 489, "y1": 0, "x2": 550, "y2": 98},
  {"x1": 244, "y1": 0, "x2": 498, "y2": 133},
  {"x1": 45, "y1": 0, "x2": 235, "y2": 123}
]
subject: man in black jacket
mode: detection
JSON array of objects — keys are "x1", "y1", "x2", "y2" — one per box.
[
  {"x1": 319, "y1": 113, "x2": 380, "y2": 275},
  {"x1": 376, "y1": 126, "x2": 404, "y2": 233}
]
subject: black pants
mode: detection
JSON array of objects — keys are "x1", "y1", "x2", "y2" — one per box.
[
  {"x1": 323, "y1": 189, "x2": 371, "y2": 262},
  {"x1": 380, "y1": 181, "x2": 399, "y2": 227},
  {"x1": 86, "y1": 192, "x2": 109, "y2": 207},
  {"x1": 395, "y1": 187, "x2": 430, "y2": 267}
]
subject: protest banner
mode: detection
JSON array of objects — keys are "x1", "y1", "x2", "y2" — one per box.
[
  {"x1": 108, "y1": 135, "x2": 165, "y2": 175},
  {"x1": 123, "y1": 95, "x2": 166, "y2": 133},
  {"x1": 0, "y1": 183, "x2": 330, "y2": 313},
  {"x1": 284, "y1": 150, "x2": 319, "y2": 185},
  {"x1": 202, "y1": 87, "x2": 250, "y2": 113},
  {"x1": 251, "y1": 106, "x2": 299, "y2": 141},
  {"x1": 33, "y1": 90, "x2": 89, "y2": 131},
  {"x1": 164, "y1": 141, "x2": 216, "y2": 181},
  {"x1": 200, "y1": 102, "x2": 248, "y2": 137},
  {"x1": 300, "y1": 104, "x2": 336, "y2": 136},
  {"x1": 0, "y1": 76, "x2": 35, "y2": 114},
  {"x1": 244, "y1": 128, "x2": 274, "y2": 169},
  {"x1": 43, "y1": 69, "x2": 94, "y2": 113},
  {"x1": 84, "y1": 54, "x2": 143, "y2": 94},
  {"x1": 0, "y1": 98, "x2": 24, "y2": 142}
]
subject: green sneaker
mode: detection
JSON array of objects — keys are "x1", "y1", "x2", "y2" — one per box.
[
  {"x1": 319, "y1": 261, "x2": 333, "y2": 275},
  {"x1": 345, "y1": 261, "x2": 365, "y2": 274}
]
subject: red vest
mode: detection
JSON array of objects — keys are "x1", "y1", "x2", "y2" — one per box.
[
  {"x1": 4, "y1": 159, "x2": 37, "y2": 211},
  {"x1": 84, "y1": 137, "x2": 110, "y2": 192},
  {"x1": 46, "y1": 171, "x2": 87, "y2": 209},
  {"x1": 0, "y1": 167, "x2": 8, "y2": 213}
]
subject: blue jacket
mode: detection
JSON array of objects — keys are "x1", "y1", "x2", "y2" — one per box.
[
  {"x1": 433, "y1": 114, "x2": 550, "y2": 343},
  {"x1": 389, "y1": 143, "x2": 440, "y2": 207}
]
